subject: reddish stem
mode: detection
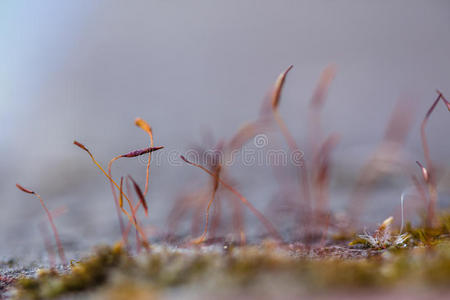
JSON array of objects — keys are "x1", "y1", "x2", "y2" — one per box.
[{"x1": 181, "y1": 156, "x2": 283, "y2": 242}]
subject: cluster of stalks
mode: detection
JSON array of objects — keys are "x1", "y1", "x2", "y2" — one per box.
[
  {"x1": 72, "y1": 118, "x2": 163, "y2": 252},
  {"x1": 173, "y1": 67, "x2": 449, "y2": 245},
  {"x1": 414, "y1": 91, "x2": 450, "y2": 227},
  {"x1": 16, "y1": 118, "x2": 164, "y2": 264},
  {"x1": 170, "y1": 65, "x2": 339, "y2": 245},
  {"x1": 16, "y1": 67, "x2": 449, "y2": 260}
]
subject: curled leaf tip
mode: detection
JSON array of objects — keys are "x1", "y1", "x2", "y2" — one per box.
[
  {"x1": 135, "y1": 118, "x2": 152, "y2": 134},
  {"x1": 416, "y1": 161, "x2": 429, "y2": 182},
  {"x1": 180, "y1": 155, "x2": 198, "y2": 167},
  {"x1": 180, "y1": 155, "x2": 190, "y2": 164},
  {"x1": 271, "y1": 65, "x2": 294, "y2": 109},
  {"x1": 16, "y1": 184, "x2": 35, "y2": 194},
  {"x1": 73, "y1": 140, "x2": 89, "y2": 152},
  {"x1": 436, "y1": 90, "x2": 450, "y2": 111}
]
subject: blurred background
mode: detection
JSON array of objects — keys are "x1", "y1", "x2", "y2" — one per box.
[{"x1": 1, "y1": 0, "x2": 449, "y2": 259}]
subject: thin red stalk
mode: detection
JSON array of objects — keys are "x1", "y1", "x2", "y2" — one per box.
[
  {"x1": 273, "y1": 111, "x2": 311, "y2": 208},
  {"x1": 209, "y1": 195, "x2": 222, "y2": 241},
  {"x1": 74, "y1": 141, "x2": 124, "y2": 194},
  {"x1": 35, "y1": 193, "x2": 66, "y2": 265},
  {"x1": 39, "y1": 222, "x2": 56, "y2": 269},
  {"x1": 230, "y1": 192, "x2": 246, "y2": 245},
  {"x1": 411, "y1": 175, "x2": 428, "y2": 207},
  {"x1": 419, "y1": 92, "x2": 449, "y2": 226},
  {"x1": 227, "y1": 121, "x2": 271, "y2": 244},
  {"x1": 118, "y1": 177, "x2": 129, "y2": 249},
  {"x1": 191, "y1": 165, "x2": 221, "y2": 244},
  {"x1": 123, "y1": 178, "x2": 152, "y2": 251},
  {"x1": 437, "y1": 90, "x2": 450, "y2": 111},
  {"x1": 107, "y1": 156, "x2": 127, "y2": 247},
  {"x1": 107, "y1": 146, "x2": 162, "y2": 217},
  {"x1": 120, "y1": 202, "x2": 149, "y2": 250},
  {"x1": 181, "y1": 155, "x2": 283, "y2": 242},
  {"x1": 145, "y1": 134, "x2": 154, "y2": 196},
  {"x1": 135, "y1": 118, "x2": 154, "y2": 196},
  {"x1": 118, "y1": 193, "x2": 149, "y2": 249},
  {"x1": 271, "y1": 66, "x2": 312, "y2": 238},
  {"x1": 307, "y1": 66, "x2": 336, "y2": 230},
  {"x1": 121, "y1": 176, "x2": 142, "y2": 253},
  {"x1": 16, "y1": 184, "x2": 66, "y2": 265},
  {"x1": 308, "y1": 65, "x2": 336, "y2": 159},
  {"x1": 123, "y1": 202, "x2": 142, "y2": 249},
  {"x1": 314, "y1": 134, "x2": 339, "y2": 236},
  {"x1": 119, "y1": 177, "x2": 124, "y2": 211},
  {"x1": 125, "y1": 177, "x2": 141, "y2": 253},
  {"x1": 73, "y1": 141, "x2": 150, "y2": 244},
  {"x1": 166, "y1": 189, "x2": 208, "y2": 241},
  {"x1": 166, "y1": 195, "x2": 187, "y2": 240}
]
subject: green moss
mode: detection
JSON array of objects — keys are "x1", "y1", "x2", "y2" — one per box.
[
  {"x1": 15, "y1": 243, "x2": 126, "y2": 299},
  {"x1": 348, "y1": 236, "x2": 371, "y2": 248},
  {"x1": 405, "y1": 213, "x2": 450, "y2": 246},
  {"x1": 349, "y1": 212, "x2": 450, "y2": 249},
  {"x1": 12, "y1": 233, "x2": 450, "y2": 299}
]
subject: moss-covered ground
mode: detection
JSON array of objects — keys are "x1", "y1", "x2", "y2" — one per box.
[{"x1": 7, "y1": 214, "x2": 450, "y2": 300}]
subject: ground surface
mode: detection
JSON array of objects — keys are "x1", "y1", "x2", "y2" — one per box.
[{"x1": 2, "y1": 236, "x2": 450, "y2": 300}]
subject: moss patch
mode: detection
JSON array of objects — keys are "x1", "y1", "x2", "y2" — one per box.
[{"x1": 11, "y1": 237, "x2": 450, "y2": 299}]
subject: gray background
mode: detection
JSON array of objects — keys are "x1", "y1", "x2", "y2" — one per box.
[{"x1": 1, "y1": 0, "x2": 449, "y2": 258}]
